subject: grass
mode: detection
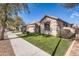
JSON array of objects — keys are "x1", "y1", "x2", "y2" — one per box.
[{"x1": 17, "y1": 33, "x2": 72, "y2": 56}]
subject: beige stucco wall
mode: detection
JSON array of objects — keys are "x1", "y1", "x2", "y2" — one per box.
[
  {"x1": 63, "y1": 27, "x2": 75, "y2": 33},
  {"x1": 57, "y1": 20, "x2": 65, "y2": 28},
  {"x1": 40, "y1": 17, "x2": 58, "y2": 36},
  {"x1": 26, "y1": 25, "x2": 35, "y2": 33}
]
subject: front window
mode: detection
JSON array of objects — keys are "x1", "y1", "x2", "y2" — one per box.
[
  {"x1": 63, "y1": 23, "x2": 68, "y2": 27},
  {"x1": 65, "y1": 24, "x2": 68, "y2": 27},
  {"x1": 44, "y1": 22, "x2": 50, "y2": 31}
]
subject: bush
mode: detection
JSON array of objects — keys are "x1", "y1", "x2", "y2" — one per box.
[
  {"x1": 26, "y1": 31, "x2": 30, "y2": 35},
  {"x1": 57, "y1": 29, "x2": 74, "y2": 39}
]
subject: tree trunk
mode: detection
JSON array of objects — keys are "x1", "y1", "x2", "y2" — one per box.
[
  {"x1": 0, "y1": 4, "x2": 8, "y2": 40},
  {"x1": 0, "y1": 26, "x2": 5, "y2": 40}
]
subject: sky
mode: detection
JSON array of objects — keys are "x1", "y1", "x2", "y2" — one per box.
[{"x1": 19, "y1": 3, "x2": 79, "y2": 25}]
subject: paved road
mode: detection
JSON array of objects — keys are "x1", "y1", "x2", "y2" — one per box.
[{"x1": 7, "y1": 31, "x2": 50, "y2": 56}]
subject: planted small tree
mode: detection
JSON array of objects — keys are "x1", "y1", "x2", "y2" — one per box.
[
  {"x1": 52, "y1": 4, "x2": 79, "y2": 55},
  {"x1": 52, "y1": 26, "x2": 62, "y2": 56},
  {"x1": 61, "y1": 3, "x2": 78, "y2": 9},
  {"x1": 13, "y1": 16, "x2": 24, "y2": 32},
  {"x1": 57, "y1": 29, "x2": 74, "y2": 39}
]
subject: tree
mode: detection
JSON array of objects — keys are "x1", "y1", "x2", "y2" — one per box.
[
  {"x1": 0, "y1": 3, "x2": 29, "y2": 40},
  {"x1": 61, "y1": 3, "x2": 79, "y2": 9},
  {"x1": 6, "y1": 17, "x2": 15, "y2": 30},
  {"x1": 52, "y1": 26, "x2": 62, "y2": 56},
  {"x1": 13, "y1": 16, "x2": 23, "y2": 31},
  {"x1": 57, "y1": 29, "x2": 74, "y2": 39}
]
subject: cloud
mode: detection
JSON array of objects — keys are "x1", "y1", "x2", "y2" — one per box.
[{"x1": 70, "y1": 12, "x2": 79, "y2": 18}]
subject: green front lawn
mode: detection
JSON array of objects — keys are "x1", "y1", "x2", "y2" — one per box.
[{"x1": 17, "y1": 33, "x2": 72, "y2": 56}]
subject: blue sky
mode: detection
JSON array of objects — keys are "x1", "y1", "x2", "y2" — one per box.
[{"x1": 19, "y1": 3, "x2": 79, "y2": 25}]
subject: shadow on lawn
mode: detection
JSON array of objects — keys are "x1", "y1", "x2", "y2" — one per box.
[
  {"x1": 24, "y1": 33, "x2": 52, "y2": 38},
  {"x1": 7, "y1": 33, "x2": 39, "y2": 40},
  {"x1": 8, "y1": 33, "x2": 52, "y2": 40}
]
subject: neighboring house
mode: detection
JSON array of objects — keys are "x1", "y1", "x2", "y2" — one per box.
[
  {"x1": 26, "y1": 22, "x2": 41, "y2": 33},
  {"x1": 26, "y1": 15, "x2": 75, "y2": 36},
  {"x1": 26, "y1": 24, "x2": 36, "y2": 33}
]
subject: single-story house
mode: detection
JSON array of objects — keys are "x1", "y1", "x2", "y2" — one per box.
[
  {"x1": 26, "y1": 24, "x2": 36, "y2": 33},
  {"x1": 26, "y1": 22, "x2": 41, "y2": 33},
  {"x1": 26, "y1": 15, "x2": 75, "y2": 36}
]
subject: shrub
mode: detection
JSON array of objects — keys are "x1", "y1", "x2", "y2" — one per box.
[
  {"x1": 26, "y1": 31, "x2": 30, "y2": 35},
  {"x1": 57, "y1": 29, "x2": 74, "y2": 39}
]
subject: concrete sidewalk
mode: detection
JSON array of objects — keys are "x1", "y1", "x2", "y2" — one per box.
[
  {"x1": 67, "y1": 40, "x2": 79, "y2": 56},
  {"x1": 7, "y1": 31, "x2": 50, "y2": 56}
]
